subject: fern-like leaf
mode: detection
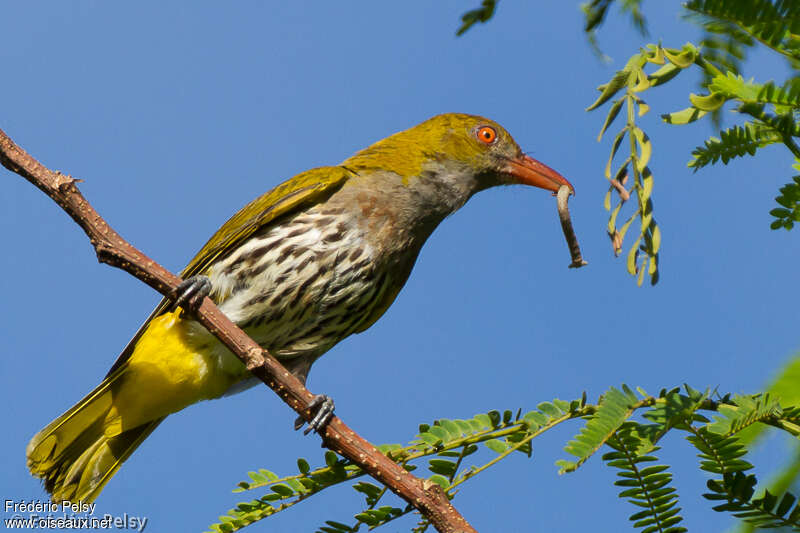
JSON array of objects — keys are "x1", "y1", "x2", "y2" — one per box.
[
  {"x1": 688, "y1": 122, "x2": 783, "y2": 170},
  {"x1": 208, "y1": 457, "x2": 359, "y2": 532},
  {"x1": 705, "y1": 472, "x2": 800, "y2": 530},
  {"x1": 685, "y1": 0, "x2": 800, "y2": 63},
  {"x1": 558, "y1": 385, "x2": 639, "y2": 473},
  {"x1": 709, "y1": 73, "x2": 800, "y2": 107},
  {"x1": 771, "y1": 175, "x2": 800, "y2": 229},
  {"x1": 604, "y1": 424, "x2": 687, "y2": 533},
  {"x1": 690, "y1": 13, "x2": 752, "y2": 76},
  {"x1": 707, "y1": 394, "x2": 783, "y2": 436},
  {"x1": 687, "y1": 428, "x2": 753, "y2": 476},
  {"x1": 641, "y1": 386, "x2": 710, "y2": 443}
]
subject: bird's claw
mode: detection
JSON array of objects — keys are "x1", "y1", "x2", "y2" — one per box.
[
  {"x1": 170, "y1": 275, "x2": 212, "y2": 315},
  {"x1": 294, "y1": 394, "x2": 335, "y2": 435}
]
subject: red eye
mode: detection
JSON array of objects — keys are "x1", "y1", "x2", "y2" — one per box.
[{"x1": 476, "y1": 126, "x2": 497, "y2": 144}]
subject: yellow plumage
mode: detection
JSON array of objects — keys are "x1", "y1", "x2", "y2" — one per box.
[
  {"x1": 26, "y1": 168, "x2": 354, "y2": 502},
  {"x1": 26, "y1": 311, "x2": 241, "y2": 501}
]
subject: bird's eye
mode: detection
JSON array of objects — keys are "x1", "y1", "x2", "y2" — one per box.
[{"x1": 476, "y1": 126, "x2": 497, "y2": 145}]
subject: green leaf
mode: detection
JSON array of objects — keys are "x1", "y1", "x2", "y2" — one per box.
[
  {"x1": 687, "y1": 430, "x2": 752, "y2": 475},
  {"x1": 428, "y1": 474, "x2": 451, "y2": 489},
  {"x1": 627, "y1": 237, "x2": 641, "y2": 275},
  {"x1": 429, "y1": 459, "x2": 457, "y2": 477},
  {"x1": 455, "y1": 419, "x2": 474, "y2": 435},
  {"x1": 473, "y1": 413, "x2": 492, "y2": 429},
  {"x1": 640, "y1": 167, "x2": 654, "y2": 204},
  {"x1": 647, "y1": 62, "x2": 682, "y2": 87},
  {"x1": 661, "y1": 106, "x2": 707, "y2": 125},
  {"x1": 632, "y1": 127, "x2": 652, "y2": 172},
  {"x1": 247, "y1": 471, "x2": 265, "y2": 483},
  {"x1": 353, "y1": 512, "x2": 378, "y2": 526},
  {"x1": 456, "y1": 0, "x2": 497, "y2": 36},
  {"x1": 439, "y1": 418, "x2": 462, "y2": 440},
  {"x1": 598, "y1": 98, "x2": 624, "y2": 141},
  {"x1": 605, "y1": 128, "x2": 628, "y2": 178},
  {"x1": 771, "y1": 178, "x2": 800, "y2": 231},
  {"x1": 587, "y1": 70, "x2": 631, "y2": 111},
  {"x1": 323, "y1": 520, "x2": 354, "y2": 532},
  {"x1": 428, "y1": 425, "x2": 449, "y2": 442},
  {"x1": 604, "y1": 425, "x2": 686, "y2": 533},
  {"x1": 485, "y1": 439, "x2": 509, "y2": 454},
  {"x1": 418, "y1": 431, "x2": 443, "y2": 447},
  {"x1": 560, "y1": 387, "x2": 638, "y2": 473},
  {"x1": 553, "y1": 399, "x2": 572, "y2": 412},
  {"x1": 689, "y1": 92, "x2": 727, "y2": 111},
  {"x1": 271, "y1": 484, "x2": 295, "y2": 497},
  {"x1": 538, "y1": 402, "x2": 562, "y2": 418},
  {"x1": 707, "y1": 394, "x2": 782, "y2": 436},
  {"x1": 324, "y1": 451, "x2": 339, "y2": 468},
  {"x1": 523, "y1": 410, "x2": 549, "y2": 427},
  {"x1": 630, "y1": 67, "x2": 650, "y2": 92},
  {"x1": 650, "y1": 225, "x2": 661, "y2": 255},
  {"x1": 297, "y1": 458, "x2": 310, "y2": 474},
  {"x1": 703, "y1": 471, "x2": 800, "y2": 529},
  {"x1": 663, "y1": 45, "x2": 697, "y2": 68},
  {"x1": 688, "y1": 122, "x2": 782, "y2": 170},
  {"x1": 285, "y1": 478, "x2": 306, "y2": 493}
]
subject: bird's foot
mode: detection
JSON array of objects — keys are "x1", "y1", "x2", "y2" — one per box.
[
  {"x1": 169, "y1": 275, "x2": 212, "y2": 315},
  {"x1": 294, "y1": 394, "x2": 335, "y2": 435}
]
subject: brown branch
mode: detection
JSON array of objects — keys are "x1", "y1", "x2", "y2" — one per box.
[{"x1": 0, "y1": 128, "x2": 477, "y2": 533}]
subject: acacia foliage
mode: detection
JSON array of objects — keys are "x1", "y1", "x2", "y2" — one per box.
[
  {"x1": 207, "y1": 385, "x2": 800, "y2": 533},
  {"x1": 591, "y1": 0, "x2": 800, "y2": 284}
]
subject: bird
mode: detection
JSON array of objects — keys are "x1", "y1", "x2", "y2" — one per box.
[{"x1": 26, "y1": 112, "x2": 573, "y2": 503}]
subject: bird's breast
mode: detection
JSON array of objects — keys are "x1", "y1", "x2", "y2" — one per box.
[{"x1": 203, "y1": 205, "x2": 396, "y2": 365}]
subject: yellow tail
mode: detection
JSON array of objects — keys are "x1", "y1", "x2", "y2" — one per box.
[{"x1": 26, "y1": 365, "x2": 164, "y2": 502}]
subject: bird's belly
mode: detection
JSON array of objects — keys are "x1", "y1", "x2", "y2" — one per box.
[
  {"x1": 107, "y1": 310, "x2": 243, "y2": 432},
  {"x1": 206, "y1": 211, "x2": 390, "y2": 370}
]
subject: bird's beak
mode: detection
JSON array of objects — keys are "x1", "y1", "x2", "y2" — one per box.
[{"x1": 502, "y1": 154, "x2": 574, "y2": 194}]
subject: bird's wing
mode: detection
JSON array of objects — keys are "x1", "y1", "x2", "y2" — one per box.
[{"x1": 106, "y1": 166, "x2": 354, "y2": 375}]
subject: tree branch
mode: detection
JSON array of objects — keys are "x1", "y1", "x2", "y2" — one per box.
[{"x1": 0, "y1": 128, "x2": 477, "y2": 533}]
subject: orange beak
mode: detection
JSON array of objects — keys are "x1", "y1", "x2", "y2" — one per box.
[{"x1": 503, "y1": 154, "x2": 574, "y2": 194}]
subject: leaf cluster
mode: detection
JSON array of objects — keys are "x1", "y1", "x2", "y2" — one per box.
[
  {"x1": 685, "y1": 0, "x2": 800, "y2": 66},
  {"x1": 584, "y1": 0, "x2": 800, "y2": 283},
  {"x1": 605, "y1": 425, "x2": 685, "y2": 533},
  {"x1": 771, "y1": 174, "x2": 800, "y2": 229},
  {"x1": 207, "y1": 400, "x2": 588, "y2": 533},
  {"x1": 590, "y1": 44, "x2": 697, "y2": 285},
  {"x1": 208, "y1": 383, "x2": 800, "y2": 532}
]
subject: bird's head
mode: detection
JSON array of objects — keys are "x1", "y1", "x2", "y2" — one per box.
[{"x1": 343, "y1": 113, "x2": 573, "y2": 198}]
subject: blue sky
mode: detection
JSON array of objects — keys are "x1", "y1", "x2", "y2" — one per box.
[{"x1": 1, "y1": 2, "x2": 798, "y2": 532}]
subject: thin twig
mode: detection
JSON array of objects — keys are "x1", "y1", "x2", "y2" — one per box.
[{"x1": 0, "y1": 128, "x2": 477, "y2": 533}]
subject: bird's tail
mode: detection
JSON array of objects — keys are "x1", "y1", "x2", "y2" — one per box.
[{"x1": 26, "y1": 365, "x2": 164, "y2": 503}]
